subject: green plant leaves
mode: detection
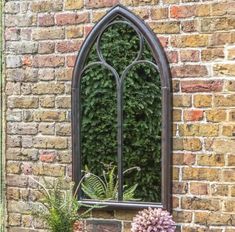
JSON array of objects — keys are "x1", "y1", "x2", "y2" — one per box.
[{"x1": 81, "y1": 19, "x2": 162, "y2": 203}]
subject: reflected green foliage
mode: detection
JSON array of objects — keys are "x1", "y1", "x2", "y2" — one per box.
[
  {"x1": 81, "y1": 164, "x2": 139, "y2": 201},
  {"x1": 81, "y1": 18, "x2": 161, "y2": 202}
]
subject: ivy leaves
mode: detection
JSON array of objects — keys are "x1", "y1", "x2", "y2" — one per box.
[{"x1": 80, "y1": 20, "x2": 162, "y2": 202}]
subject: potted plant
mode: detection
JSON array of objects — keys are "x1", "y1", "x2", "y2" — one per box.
[{"x1": 31, "y1": 177, "x2": 94, "y2": 232}]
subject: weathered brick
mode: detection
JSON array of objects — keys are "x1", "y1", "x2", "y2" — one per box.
[
  {"x1": 40, "y1": 96, "x2": 55, "y2": 108},
  {"x1": 229, "y1": 110, "x2": 235, "y2": 121},
  {"x1": 194, "y1": 94, "x2": 212, "y2": 108},
  {"x1": 33, "y1": 136, "x2": 67, "y2": 149},
  {"x1": 211, "y1": 184, "x2": 229, "y2": 197},
  {"x1": 65, "y1": 0, "x2": 83, "y2": 10},
  {"x1": 38, "y1": 69, "x2": 55, "y2": 81},
  {"x1": 8, "y1": 213, "x2": 21, "y2": 226},
  {"x1": 223, "y1": 169, "x2": 235, "y2": 182},
  {"x1": 133, "y1": 8, "x2": 149, "y2": 20},
  {"x1": 32, "y1": 82, "x2": 64, "y2": 94},
  {"x1": 197, "y1": 154, "x2": 225, "y2": 166},
  {"x1": 172, "y1": 211, "x2": 192, "y2": 223},
  {"x1": 182, "y1": 197, "x2": 220, "y2": 211},
  {"x1": 32, "y1": 28, "x2": 65, "y2": 40},
  {"x1": 55, "y1": 12, "x2": 89, "y2": 26},
  {"x1": 214, "y1": 64, "x2": 235, "y2": 76},
  {"x1": 173, "y1": 109, "x2": 181, "y2": 121},
  {"x1": 183, "y1": 138, "x2": 202, "y2": 151},
  {"x1": 55, "y1": 123, "x2": 71, "y2": 136},
  {"x1": 66, "y1": 26, "x2": 84, "y2": 39},
  {"x1": 5, "y1": 82, "x2": 20, "y2": 95},
  {"x1": 55, "y1": 68, "x2": 73, "y2": 81},
  {"x1": 38, "y1": 14, "x2": 54, "y2": 27},
  {"x1": 6, "y1": 56, "x2": 22, "y2": 68},
  {"x1": 183, "y1": 110, "x2": 203, "y2": 121},
  {"x1": 5, "y1": 14, "x2": 36, "y2": 27},
  {"x1": 179, "y1": 124, "x2": 219, "y2": 137},
  {"x1": 181, "y1": 80, "x2": 223, "y2": 93},
  {"x1": 149, "y1": 21, "x2": 180, "y2": 34},
  {"x1": 212, "y1": 139, "x2": 235, "y2": 154},
  {"x1": 39, "y1": 150, "x2": 56, "y2": 163},
  {"x1": 85, "y1": 0, "x2": 118, "y2": 8},
  {"x1": 8, "y1": 97, "x2": 39, "y2": 109},
  {"x1": 33, "y1": 111, "x2": 66, "y2": 122},
  {"x1": 5, "y1": 28, "x2": 20, "y2": 41},
  {"x1": 173, "y1": 95, "x2": 192, "y2": 107},
  {"x1": 173, "y1": 153, "x2": 195, "y2": 165},
  {"x1": 206, "y1": 110, "x2": 226, "y2": 122},
  {"x1": 180, "y1": 50, "x2": 199, "y2": 62},
  {"x1": 181, "y1": 20, "x2": 199, "y2": 33},
  {"x1": 210, "y1": 32, "x2": 232, "y2": 46},
  {"x1": 190, "y1": 182, "x2": 208, "y2": 195},
  {"x1": 38, "y1": 42, "x2": 55, "y2": 54},
  {"x1": 170, "y1": 5, "x2": 195, "y2": 18},
  {"x1": 151, "y1": 8, "x2": 168, "y2": 20},
  {"x1": 183, "y1": 167, "x2": 220, "y2": 181},
  {"x1": 172, "y1": 181, "x2": 188, "y2": 194},
  {"x1": 7, "y1": 123, "x2": 38, "y2": 135},
  {"x1": 172, "y1": 65, "x2": 208, "y2": 78},
  {"x1": 171, "y1": 34, "x2": 209, "y2": 48},
  {"x1": 214, "y1": 95, "x2": 235, "y2": 107},
  {"x1": 6, "y1": 42, "x2": 38, "y2": 54},
  {"x1": 222, "y1": 125, "x2": 235, "y2": 137},
  {"x1": 33, "y1": 55, "x2": 64, "y2": 68},
  {"x1": 38, "y1": 123, "x2": 55, "y2": 135},
  {"x1": 30, "y1": 1, "x2": 63, "y2": 12},
  {"x1": 56, "y1": 40, "x2": 82, "y2": 53},
  {"x1": 201, "y1": 48, "x2": 224, "y2": 61},
  {"x1": 201, "y1": 17, "x2": 235, "y2": 33},
  {"x1": 194, "y1": 212, "x2": 231, "y2": 226},
  {"x1": 7, "y1": 175, "x2": 28, "y2": 187},
  {"x1": 55, "y1": 96, "x2": 71, "y2": 108},
  {"x1": 66, "y1": 55, "x2": 76, "y2": 67}
]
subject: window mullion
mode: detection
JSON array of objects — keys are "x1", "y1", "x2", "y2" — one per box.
[{"x1": 117, "y1": 82, "x2": 123, "y2": 201}]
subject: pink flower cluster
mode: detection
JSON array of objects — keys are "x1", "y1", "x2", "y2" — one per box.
[{"x1": 131, "y1": 207, "x2": 176, "y2": 232}]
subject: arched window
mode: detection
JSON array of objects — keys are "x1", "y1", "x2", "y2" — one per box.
[{"x1": 72, "y1": 4, "x2": 172, "y2": 211}]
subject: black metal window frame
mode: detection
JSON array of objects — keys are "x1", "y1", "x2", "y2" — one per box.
[{"x1": 72, "y1": 4, "x2": 172, "y2": 211}]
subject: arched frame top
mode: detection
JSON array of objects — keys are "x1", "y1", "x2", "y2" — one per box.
[{"x1": 72, "y1": 4, "x2": 172, "y2": 211}]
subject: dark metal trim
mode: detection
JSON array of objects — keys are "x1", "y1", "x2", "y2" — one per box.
[
  {"x1": 80, "y1": 200, "x2": 163, "y2": 210},
  {"x1": 72, "y1": 4, "x2": 172, "y2": 211}
]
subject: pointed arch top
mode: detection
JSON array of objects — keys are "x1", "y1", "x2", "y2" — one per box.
[{"x1": 72, "y1": 4, "x2": 171, "y2": 89}]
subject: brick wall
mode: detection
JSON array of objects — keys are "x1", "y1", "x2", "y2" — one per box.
[{"x1": 4, "y1": 0, "x2": 235, "y2": 231}]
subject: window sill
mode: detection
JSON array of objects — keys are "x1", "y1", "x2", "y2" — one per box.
[{"x1": 79, "y1": 199, "x2": 163, "y2": 210}]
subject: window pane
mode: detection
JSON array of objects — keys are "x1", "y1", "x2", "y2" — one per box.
[
  {"x1": 123, "y1": 62, "x2": 162, "y2": 203},
  {"x1": 80, "y1": 65, "x2": 118, "y2": 200}
]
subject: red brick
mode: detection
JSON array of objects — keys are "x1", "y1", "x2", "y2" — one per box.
[
  {"x1": 55, "y1": 12, "x2": 89, "y2": 26},
  {"x1": 184, "y1": 110, "x2": 203, "y2": 121},
  {"x1": 66, "y1": 55, "x2": 76, "y2": 67},
  {"x1": 180, "y1": 50, "x2": 200, "y2": 62},
  {"x1": 56, "y1": 40, "x2": 82, "y2": 53},
  {"x1": 166, "y1": 51, "x2": 178, "y2": 63},
  {"x1": 181, "y1": 80, "x2": 223, "y2": 93},
  {"x1": 172, "y1": 65, "x2": 208, "y2": 78},
  {"x1": 33, "y1": 55, "x2": 64, "y2": 68},
  {"x1": 158, "y1": 36, "x2": 169, "y2": 47},
  {"x1": 38, "y1": 14, "x2": 54, "y2": 27},
  {"x1": 39, "y1": 151, "x2": 56, "y2": 163},
  {"x1": 181, "y1": 20, "x2": 199, "y2": 33},
  {"x1": 170, "y1": 5, "x2": 195, "y2": 18}
]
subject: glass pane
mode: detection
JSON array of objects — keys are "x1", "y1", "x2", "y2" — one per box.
[
  {"x1": 123, "y1": 62, "x2": 161, "y2": 203},
  {"x1": 99, "y1": 19, "x2": 140, "y2": 76},
  {"x1": 80, "y1": 65, "x2": 118, "y2": 200}
]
